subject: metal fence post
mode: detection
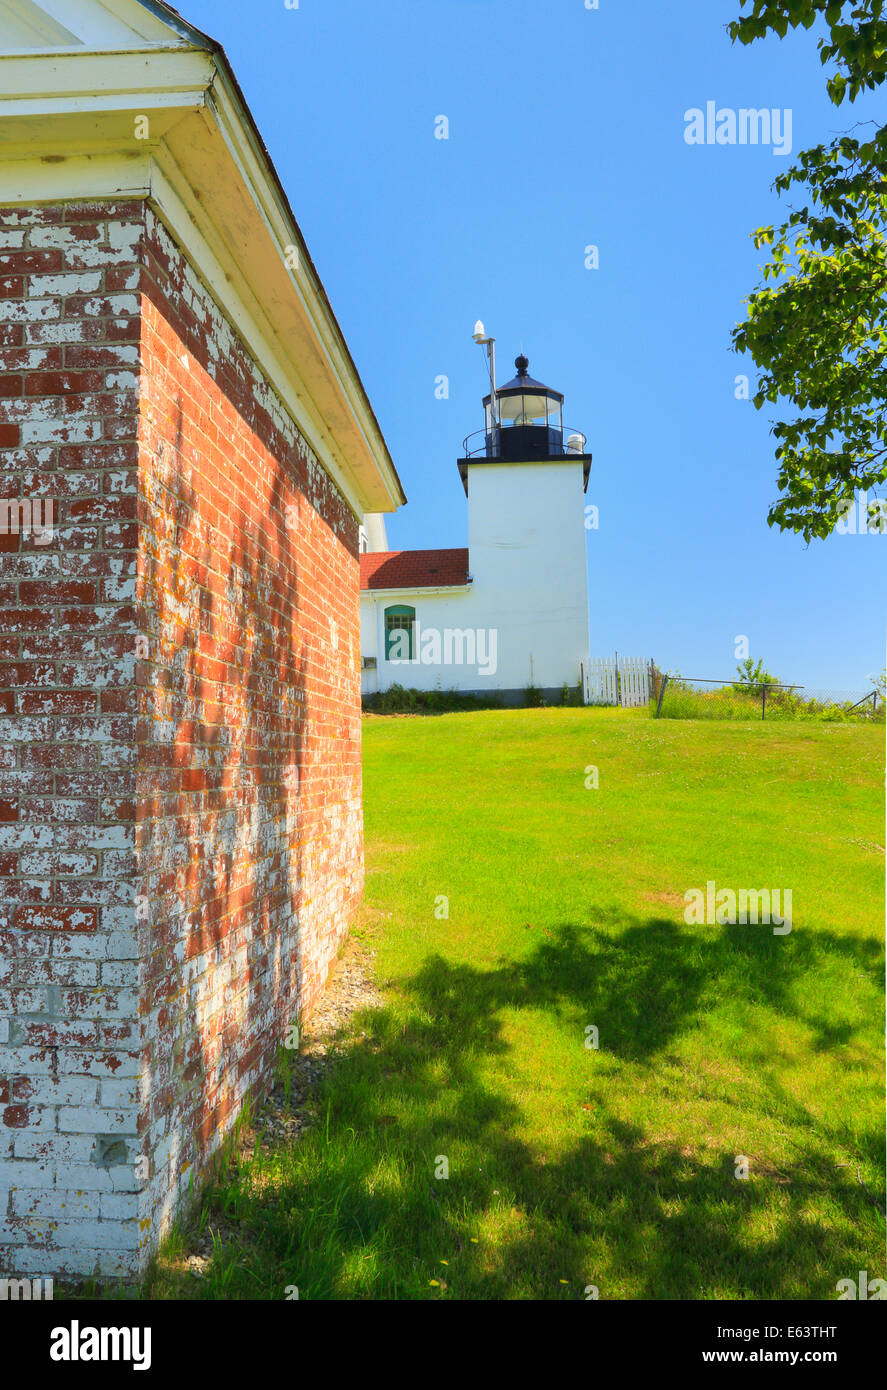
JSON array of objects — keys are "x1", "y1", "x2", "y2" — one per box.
[
  {"x1": 761, "y1": 684, "x2": 767, "y2": 720},
  {"x1": 655, "y1": 674, "x2": 669, "y2": 718}
]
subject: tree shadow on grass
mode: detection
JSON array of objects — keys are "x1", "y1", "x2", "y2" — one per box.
[
  {"x1": 399, "y1": 912, "x2": 882, "y2": 1064},
  {"x1": 179, "y1": 913, "x2": 884, "y2": 1300}
]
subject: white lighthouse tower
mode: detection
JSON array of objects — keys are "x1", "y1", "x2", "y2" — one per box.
[
  {"x1": 359, "y1": 344, "x2": 593, "y2": 704},
  {"x1": 457, "y1": 352, "x2": 592, "y2": 700}
]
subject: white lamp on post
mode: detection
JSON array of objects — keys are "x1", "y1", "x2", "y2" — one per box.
[{"x1": 472, "y1": 320, "x2": 498, "y2": 433}]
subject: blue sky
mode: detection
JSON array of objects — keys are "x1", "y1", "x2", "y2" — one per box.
[{"x1": 183, "y1": 0, "x2": 885, "y2": 693}]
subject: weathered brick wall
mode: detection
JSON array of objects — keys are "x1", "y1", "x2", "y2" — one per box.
[
  {"x1": 134, "y1": 206, "x2": 364, "y2": 1253},
  {"x1": 1, "y1": 201, "x2": 143, "y2": 1278},
  {"x1": 0, "y1": 199, "x2": 364, "y2": 1278}
]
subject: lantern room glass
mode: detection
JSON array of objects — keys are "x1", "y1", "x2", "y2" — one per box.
[
  {"x1": 500, "y1": 393, "x2": 545, "y2": 426},
  {"x1": 481, "y1": 357, "x2": 568, "y2": 458},
  {"x1": 495, "y1": 395, "x2": 563, "y2": 430}
]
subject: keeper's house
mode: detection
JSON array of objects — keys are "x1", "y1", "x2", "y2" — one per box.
[{"x1": 0, "y1": 0, "x2": 403, "y2": 1279}]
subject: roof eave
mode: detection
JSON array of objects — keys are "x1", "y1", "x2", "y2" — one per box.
[
  {"x1": 0, "y1": 31, "x2": 405, "y2": 518},
  {"x1": 145, "y1": 5, "x2": 407, "y2": 511},
  {"x1": 457, "y1": 454, "x2": 592, "y2": 495},
  {"x1": 361, "y1": 584, "x2": 473, "y2": 598},
  {"x1": 134, "y1": 0, "x2": 216, "y2": 49}
]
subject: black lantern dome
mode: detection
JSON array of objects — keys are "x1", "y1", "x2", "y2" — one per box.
[
  {"x1": 462, "y1": 355, "x2": 589, "y2": 473},
  {"x1": 482, "y1": 355, "x2": 564, "y2": 461}
]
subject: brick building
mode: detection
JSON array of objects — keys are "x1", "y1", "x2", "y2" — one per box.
[{"x1": 0, "y1": 0, "x2": 403, "y2": 1279}]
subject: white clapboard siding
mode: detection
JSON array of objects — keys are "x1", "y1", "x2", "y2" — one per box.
[{"x1": 588, "y1": 657, "x2": 652, "y2": 707}]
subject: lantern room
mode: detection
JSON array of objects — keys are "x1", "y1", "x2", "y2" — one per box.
[{"x1": 459, "y1": 348, "x2": 592, "y2": 493}]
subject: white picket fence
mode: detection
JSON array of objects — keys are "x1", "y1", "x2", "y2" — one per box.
[{"x1": 587, "y1": 656, "x2": 652, "y2": 708}]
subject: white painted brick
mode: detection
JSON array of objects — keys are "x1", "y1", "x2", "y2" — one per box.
[
  {"x1": 28, "y1": 271, "x2": 103, "y2": 296},
  {"x1": 99, "y1": 1192, "x2": 139, "y2": 1221},
  {"x1": 54, "y1": 1223, "x2": 139, "y2": 1256},
  {"x1": 51, "y1": 1219, "x2": 140, "y2": 1251},
  {"x1": 0, "y1": 1218, "x2": 57, "y2": 1245},
  {"x1": 6, "y1": 1106, "x2": 56, "y2": 1133},
  {"x1": 58, "y1": 1107, "x2": 139, "y2": 1136},
  {"x1": 21, "y1": 418, "x2": 104, "y2": 446},
  {"x1": 57, "y1": 1049, "x2": 141, "y2": 1078},
  {"x1": 17, "y1": 959, "x2": 99, "y2": 986},
  {"x1": 104, "y1": 930, "x2": 139, "y2": 959},
  {"x1": 0, "y1": 722, "x2": 54, "y2": 749},
  {"x1": 99, "y1": 1078, "x2": 140, "y2": 1108},
  {"x1": 73, "y1": 988, "x2": 139, "y2": 1019},
  {"x1": 107, "y1": 223, "x2": 142, "y2": 254},
  {"x1": 0, "y1": 299, "x2": 60, "y2": 322},
  {"x1": 102, "y1": 851, "x2": 138, "y2": 879},
  {"x1": 0, "y1": 1248, "x2": 65, "y2": 1278},
  {"x1": 57, "y1": 1164, "x2": 113, "y2": 1192},
  {"x1": 24, "y1": 320, "x2": 92, "y2": 344},
  {"x1": 0, "y1": 985, "x2": 48, "y2": 1012},
  {"x1": 101, "y1": 961, "x2": 138, "y2": 987},
  {"x1": 76, "y1": 294, "x2": 138, "y2": 318},
  {"x1": 0, "y1": 1159, "x2": 53, "y2": 1191},
  {"x1": 110, "y1": 1164, "x2": 146, "y2": 1194},
  {"x1": 19, "y1": 852, "x2": 96, "y2": 876},
  {"x1": 30, "y1": 226, "x2": 102, "y2": 249},
  {"x1": 24, "y1": 1077, "x2": 99, "y2": 1106},
  {"x1": 101, "y1": 904, "x2": 137, "y2": 931},
  {"x1": 0, "y1": 1047, "x2": 53, "y2": 1074},
  {"x1": 101, "y1": 576, "x2": 137, "y2": 602},
  {"x1": 3, "y1": 934, "x2": 51, "y2": 959},
  {"x1": 94, "y1": 1248, "x2": 143, "y2": 1276},
  {"x1": 105, "y1": 371, "x2": 139, "y2": 391},
  {"x1": 14, "y1": 1133, "x2": 100, "y2": 1163},
  {"x1": 51, "y1": 936, "x2": 107, "y2": 961},
  {"x1": 12, "y1": 1189, "x2": 100, "y2": 1220}
]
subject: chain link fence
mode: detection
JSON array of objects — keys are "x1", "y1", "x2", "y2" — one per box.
[{"x1": 652, "y1": 673, "x2": 884, "y2": 722}]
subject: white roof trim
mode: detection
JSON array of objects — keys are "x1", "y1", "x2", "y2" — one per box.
[
  {"x1": 361, "y1": 586, "x2": 473, "y2": 599},
  {"x1": 0, "y1": 0, "x2": 191, "y2": 48},
  {"x1": 0, "y1": 0, "x2": 82, "y2": 47}
]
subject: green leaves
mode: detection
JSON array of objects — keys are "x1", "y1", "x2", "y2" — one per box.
[
  {"x1": 730, "y1": 1, "x2": 887, "y2": 104},
  {"x1": 731, "y1": 2, "x2": 887, "y2": 539},
  {"x1": 734, "y1": 656, "x2": 781, "y2": 687}
]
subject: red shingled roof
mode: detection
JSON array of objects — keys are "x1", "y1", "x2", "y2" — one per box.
[{"x1": 360, "y1": 548, "x2": 470, "y2": 591}]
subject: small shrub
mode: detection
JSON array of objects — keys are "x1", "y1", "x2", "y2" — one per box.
[
  {"x1": 559, "y1": 683, "x2": 582, "y2": 707},
  {"x1": 732, "y1": 656, "x2": 780, "y2": 693}
]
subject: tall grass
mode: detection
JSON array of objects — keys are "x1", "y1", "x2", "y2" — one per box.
[{"x1": 657, "y1": 679, "x2": 884, "y2": 722}]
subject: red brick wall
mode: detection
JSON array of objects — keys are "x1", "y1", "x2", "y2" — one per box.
[
  {"x1": 135, "y1": 206, "x2": 364, "y2": 1247},
  {"x1": 0, "y1": 199, "x2": 364, "y2": 1278}
]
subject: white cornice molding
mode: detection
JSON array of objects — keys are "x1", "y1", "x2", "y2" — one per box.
[
  {"x1": 0, "y1": 35, "x2": 405, "y2": 520},
  {"x1": 0, "y1": 47, "x2": 213, "y2": 114}
]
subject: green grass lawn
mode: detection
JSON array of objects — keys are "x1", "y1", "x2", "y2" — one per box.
[{"x1": 146, "y1": 707, "x2": 884, "y2": 1300}]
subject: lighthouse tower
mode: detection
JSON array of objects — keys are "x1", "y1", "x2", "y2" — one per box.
[{"x1": 457, "y1": 354, "x2": 593, "y2": 701}]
